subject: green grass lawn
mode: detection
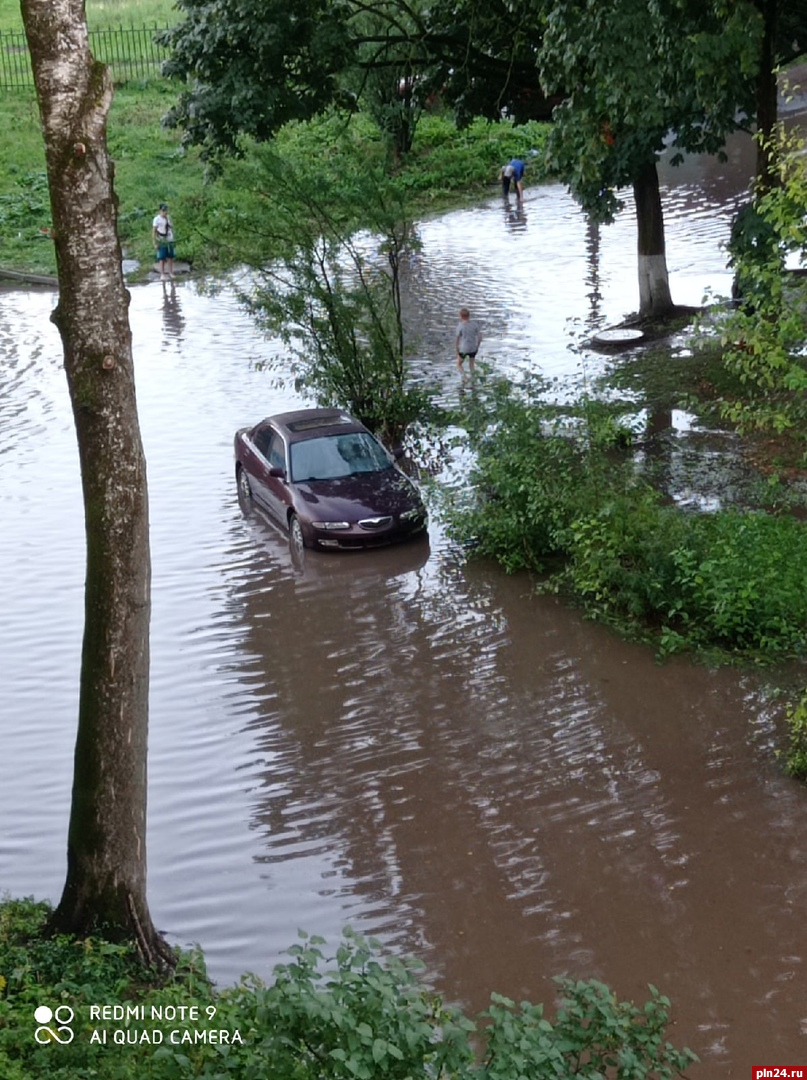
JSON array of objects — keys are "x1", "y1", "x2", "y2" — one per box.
[
  {"x1": 0, "y1": 83, "x2": 211, "y2": 276},
  {"x1": 0, "y1": 0, "x2": 177, "y2": 30},
  {"x1": 0, "y1": 0, "x2": 188, "y2": 277},
  {"x1": 0, "y1": 72, "x2": 549, "y2": 278}
]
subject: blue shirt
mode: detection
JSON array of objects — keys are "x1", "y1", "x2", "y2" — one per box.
[{"x1": 508, "y1": 159, "x2": 525, "y2": 181}]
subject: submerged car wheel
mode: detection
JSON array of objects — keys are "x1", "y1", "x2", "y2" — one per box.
[
  {"x1": 289, "y1": 514, "x2": 306, "y2": 572},
  {"x1": 289, "y1": 513, "x2": 306, "y2": 553},
  {"x1": 237, "y1": 466, "x2": 252, "y2": 502}
]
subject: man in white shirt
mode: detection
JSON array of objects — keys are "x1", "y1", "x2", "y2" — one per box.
[{"x1": 152, "y1": 202, "x2": 175, "y2": 281}]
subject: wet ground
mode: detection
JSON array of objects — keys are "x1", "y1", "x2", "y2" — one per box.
[{"x1": 2, "y1": 130, "x2": 807, "y2": 1074}]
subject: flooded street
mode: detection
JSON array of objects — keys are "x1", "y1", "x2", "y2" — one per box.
[{"x1": 3, "y1": 132, "x2": 807, "y2": 1073}]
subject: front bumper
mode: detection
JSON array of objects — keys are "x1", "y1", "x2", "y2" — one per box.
[{"x1": 310, "y1": 516, "x2": 427, "y2": 550}]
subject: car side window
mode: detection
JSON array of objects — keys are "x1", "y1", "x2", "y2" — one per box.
[
  {"x1": 268, "y1": 436, "x2": 286, "y2": 473},
  {"x1": 252, "y1": 427, "x2": 274, "y2": 458}
]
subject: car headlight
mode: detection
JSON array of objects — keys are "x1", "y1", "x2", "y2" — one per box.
[{"x1": 311, "y1": 520, "x2": 351, "y2": 530}]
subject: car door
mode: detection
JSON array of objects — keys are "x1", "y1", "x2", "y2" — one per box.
[
  {"x1": 245, "y1": 424, "x2": 276, "y2": 510},
  {"x1": 262, "y1": 430, "x2": 292, "y2": 525}
]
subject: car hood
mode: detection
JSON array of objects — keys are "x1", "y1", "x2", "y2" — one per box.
[{"x1": 294, "y1": 469, "x2": 423, "y2": 519}]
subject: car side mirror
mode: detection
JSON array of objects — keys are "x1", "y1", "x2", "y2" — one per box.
[
  {"x1": 392, "y1": 445, "x2": 405, "y2": 460},
  {"x1": 268, "y1": 466, "x2": 286, "y2": 479}
]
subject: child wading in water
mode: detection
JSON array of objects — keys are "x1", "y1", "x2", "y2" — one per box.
[{"x1": 455, "y1": 307, "x2": 482, "y2": 377}]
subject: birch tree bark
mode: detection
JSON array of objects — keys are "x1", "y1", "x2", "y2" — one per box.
[
  {"x1": 633, "y1": 161, "x2": 674, "y2": 318},
  {"x1": 21, "y1": 0, "x2": 172, "y2": 967}
]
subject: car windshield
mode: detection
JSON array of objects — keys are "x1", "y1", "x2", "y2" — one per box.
[{"x1": 290, "y1": 432, "x2": 392, "y2": 482}]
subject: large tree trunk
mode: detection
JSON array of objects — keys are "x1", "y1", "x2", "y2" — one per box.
[
  {"x1": 22, "y1": 0, "x2": 172, "y2": 968},
  {"x1": 633, "y1": 160, "x2": 674, "y2": 317}
]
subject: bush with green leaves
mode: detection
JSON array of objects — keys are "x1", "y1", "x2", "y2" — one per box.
[
  {"x1": 0, "y1": 897, "x2": 212, "y2": 1080},
  {"x1": 0, "y1": 171, "x2": 50, "y2": 232},
  {"x1": 719, "y1": 124, "x2": 807, "y2": 438},
  {"x1": 229, "y1": 930, "x2": 475, "y2": 1080},
  {"x1": 566, "y1": 500, "x2": 807, "y2": 655},
  {"x1": 274, "y1": 112, "x2": 550, "y2": 198},
  {"x1": 241, "y1": 148, "x2": 437, "y2": 446},
  {"x1": 784, "y1": 688, "x2": 807, "y2": 780},
  {"x1": 445, "y1": 376, "x2": 640, "y2": 574},
  {"x1": 445, "y1": 378, "x2": 807, "y2": 659},
  {"x1": 1, "y1": 898, "x2": 696, "y2": 1079},
  {"x1": 480, "y1": 981, "x2": 696, "y2": 1079}
]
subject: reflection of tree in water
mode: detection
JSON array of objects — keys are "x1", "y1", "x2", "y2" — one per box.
[
  {"x1": 220, "y1": 514, "x2": 695, "y2": 1007},
  {"x1": 217, "y1": 504, "x2": 803, "y2": 1068},
  {"x1": 640, "y1": 406, "x2": 674, "y2": 497},
  {"x1": 222, "y1": 520, "x2": 556, "y2": 990},
  {"x1": 585, "y1": 214, "x2": 603, "y2": 331},
  {"x1": 161, "y1": 282, "x2": 185, "y2": 345}
]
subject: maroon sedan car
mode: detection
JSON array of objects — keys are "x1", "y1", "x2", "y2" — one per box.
[{"x1": 234, "y1": 408, "x2": 428, "y2": 551}]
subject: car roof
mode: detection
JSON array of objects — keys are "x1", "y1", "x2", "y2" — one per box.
[{"x1": 259, "y1": 408, "x2": 368, "y2": 442}]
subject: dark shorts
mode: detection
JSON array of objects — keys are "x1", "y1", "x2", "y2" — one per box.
[
  {"x1": 459, "y1": 351, "x2": 477, "y2": 360},
  {"x1": 157, "y1": 242, "x2": 175, "y2": 261}
]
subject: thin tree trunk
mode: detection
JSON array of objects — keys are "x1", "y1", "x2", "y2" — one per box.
[
  {"x1": 21, "y1": 0, "x2": 172, "y2": 968},
  {"x1": 633, "y1": 160, "x2": 674, "y2": 317},
  {"x1": 755, "y1": 0, "x2": 778, "y2": 191}
]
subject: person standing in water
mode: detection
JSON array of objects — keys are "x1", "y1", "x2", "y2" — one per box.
[
  {"x1": 455, "y1": 307, "x2": 482, "y2": 377},
  {"x1": 152, "y1": 202, "x2": 175, "y2": 280}
]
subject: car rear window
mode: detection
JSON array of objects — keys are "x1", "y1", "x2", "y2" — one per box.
[
  {"x1": 287, "y1": 415, "x2": 353, "y2": 433},
  {"x1": 290, "y1": 432, "x2": 392, "y2": 481}
]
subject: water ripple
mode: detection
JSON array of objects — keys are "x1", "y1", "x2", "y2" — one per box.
[{"x1": 3, "y1": 140, "x2": 807, "y2": 1070}]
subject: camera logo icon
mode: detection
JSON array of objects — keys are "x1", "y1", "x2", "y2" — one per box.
[{"x1": 34, "y1": 1004, "x2": 74, "y2": 1044}]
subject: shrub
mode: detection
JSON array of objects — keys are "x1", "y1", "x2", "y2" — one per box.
[
  {"x1": 719, "y1": 126, "x2": 807, "y2": 437},
  {"x1": 481, "y1": 980, "x2": 696, "y2": 1079},
  {"x1": 445, "y1": 380, "x2": 807, "y2": 659},
  {"x1": 0, "y1": 900, "x2": 696, "y2": 1079},
  {"x1": 444, "y1": 377, "x2": 637, "y2": 573},
  {"x1": 241, "y1": 148, "x2": 439, "y2": 446},
  {"x1": 784, "y1": 688, "x2": 807, "y2": 780}
]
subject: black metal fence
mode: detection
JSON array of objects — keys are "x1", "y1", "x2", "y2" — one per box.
[{"x1": 0, "y1": 25, "x2": 171, "y2": 90}]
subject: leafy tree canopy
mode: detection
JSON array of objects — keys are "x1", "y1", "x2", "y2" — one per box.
[
  {"x1": 159, "y1": 0, "x2": 354, "y2": 158},
  {"x1": 416, "y1": 0, "x2": 552, "y2": 126},
  {"x1": 160, "y1": 0, "x2": 789, "y2": 181},
  {"x1": 776, "y1": 0, "x2": 807, "y2": 64},
  {"x1": 537, "y1": 0, "x2": 764, "y2": 221},
  {"x1": 160, "y1": 0, "x2": 555, "y2": 159}
]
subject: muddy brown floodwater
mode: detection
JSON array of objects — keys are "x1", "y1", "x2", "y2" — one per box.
[{"x1": 2, "y1": 129, "x2": 807, "y2": 1073}]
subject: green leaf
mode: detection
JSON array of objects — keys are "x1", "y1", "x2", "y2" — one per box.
[{"x1": 372, "y1": 1038, "x2": 387, "y2": 1063}]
